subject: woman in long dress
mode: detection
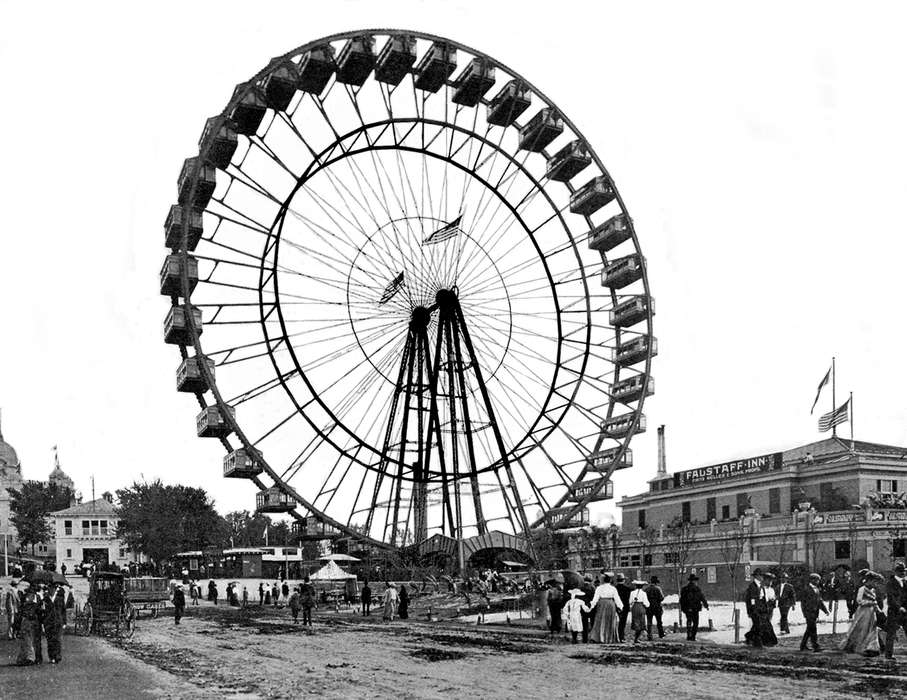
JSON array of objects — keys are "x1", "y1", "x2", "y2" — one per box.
[
  {"x1": 628, "y1": 581, "x2": 650, "y2": 644},
  {"x1": 589, "y1": 573, "x2": 623, "y2": 643},
  {"x1": 16, "y1": 586, "x2": 38, "y2": 666},
  {"x1": 842, "y1": 572, "x2": 883, "y2": 656}
]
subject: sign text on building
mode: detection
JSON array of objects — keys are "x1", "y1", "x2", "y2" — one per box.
[{"x1": 673, "y1": 452, "x2": 784, "y2": 488}]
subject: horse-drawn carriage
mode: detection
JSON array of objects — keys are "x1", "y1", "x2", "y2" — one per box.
[
  {"x1": 74, "y1": 571, "x2": 136, "y2": 638},
  {"x1": 125, "y1": 576, "x2": 170, "y2": 618}
]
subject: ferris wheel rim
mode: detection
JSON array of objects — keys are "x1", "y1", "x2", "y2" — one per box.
[{"x1": 172, "y1": 28, "x2": 655, "y2": 548}]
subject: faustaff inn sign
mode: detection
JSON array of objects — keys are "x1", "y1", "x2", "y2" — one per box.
[{"x1": 672, "y1": 452, "x2": 784, "y2": 488}]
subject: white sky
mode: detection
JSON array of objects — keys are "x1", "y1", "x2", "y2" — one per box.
[{"x1": 2, "y1": 0, "x2": 906, "y2": 524}]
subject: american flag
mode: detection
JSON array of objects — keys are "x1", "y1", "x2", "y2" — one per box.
[
  {"x1": 422, "y1": 215, "x2": 463, "y2": 245},
  {"x1": 378, "y1": 271, "x2": 406, "y2": 304},
  {"x1": 818, "y1": 398, "x2": 850, "y2": 432}
]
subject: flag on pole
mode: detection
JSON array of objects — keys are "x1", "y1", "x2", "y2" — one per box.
[
  {"x1": 378, "y1": 271, "x2": 406, "y2": 304},
  {"x1": 422, "y1": 215, "x2": 462, "y2": 245},
  {"x1": 810, "y1": 366, "x2": 831, "y2": 414},
  {"x1": 818, "y1": 398, "x2": 850, "y2": 432}
]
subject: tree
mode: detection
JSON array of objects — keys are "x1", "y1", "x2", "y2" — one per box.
[
  {"x1": 530, "y1": 528, "x2": 570, "y2": 571},
  {"x1": 637, "y1": 526, "x2": 658, "y2": 576},
  {"x1": 8, "y1": 481, "x2": 74, "y2": 554},
  {"x1": 718, "y1": 524, "x2": 748, "y2": 620},
  {"x1": 768, "y1": 519, "x2": 794, "y2": 569},
  {"x1": 664, "y1": 517, "x2": 696, "y2": 624},
  {"x1": 115, "y1": 481, "x2": 229, "y2": 564},
  {"x1": 224, "y1": 510, "x2": 271, "y2": 547}
]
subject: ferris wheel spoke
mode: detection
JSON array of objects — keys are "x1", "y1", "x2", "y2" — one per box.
[{"x1": 224, "y1": 369, "x2": 297, "y2": 407}]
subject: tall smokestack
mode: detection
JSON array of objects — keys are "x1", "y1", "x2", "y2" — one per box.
[{"x1": 657, "y1": 425, "x2": 666, "y2": 475}]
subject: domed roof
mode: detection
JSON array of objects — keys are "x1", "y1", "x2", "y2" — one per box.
[{"x1": 0, "y1": 425, "x2": 19, "y2": 469}]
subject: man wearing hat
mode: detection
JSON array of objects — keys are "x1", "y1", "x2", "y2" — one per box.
[
  {"x1": 777, "y1": 572, "x2": 796, "y2": 635},
  {"x1": 884, "y1": 561, "x2": 907, "y2": 659},
  {"x1": 744, "y1": 568, "x2": 764, "y2": 647},
  {"x1": 800, "y1": 573, "x2": 828, "y2": 652},
  {"x1": 3, "y1": 578, "x2": 19, "y2": 640},
  {"x1": 172, "y1": 583, "x2": 186, "y2": 625},
  {"x1": 614, "y1": 573, "x2": 632, "y2": 642},
  {"x1": 580, "y1": 575, "x2": 595, "y2": 643},
  {"x1": 680, "y1": 573, "x2": 709, "y2": 641},
  {"x1": 644, "y1": 576, "x2": 665, "y2": 640}
]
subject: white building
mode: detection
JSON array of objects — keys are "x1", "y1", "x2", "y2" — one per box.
[{"x1": 52, "y1": 496, "x2": 130, "y2": 570}]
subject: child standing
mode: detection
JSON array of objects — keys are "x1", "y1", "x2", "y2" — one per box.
[
  {"x1": 562, "y1": 589, "x2": 591, "y2": 644},
  {"x1": 628, "y1": 580, "x2": 650, "y2": 644}
]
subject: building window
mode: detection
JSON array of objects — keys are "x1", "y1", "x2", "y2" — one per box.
[
  {"x1": 630, "y1": 554, "x2": 641, "y2": 567},
  {"x1": 721, "y1": 505, "x2": 730, "y2": 520},
  {"x1": 894, "y1": 540, "x2": 906, "y2": 558},
  {"x1": 100, "y1": 520, "x2": 108, "y2": 536},
  {"x1": 664, "y1": 551, "x2": 680, "y2": 564},
  {"x1": 681, "y1": 501, "x2": 691, "y2": 523},
  {"x1": 64, "y1": 520, "x2": 72, "y2": 536},
  {"x1": 643, "y1": 553, "x2": 652, "y2": 566},
  {"x1": 769, "y1": 488, "x2": 781, "y2": 514},
  {"x1": 878, "y1": 479, "x2": 899, "y2": 493},
  {"x1": 706, "y1": 498, "x2": 716, "y2": 522},
  {"x1": 119, "y1": 548, "x2": 127, "y2": 558},
  {"x1": 66, "y1": 549, "x2": 72, "y2": 558},
  {"x1": 835, "y1": 541, "x2": 851, "y2": 560},
  {"x1": 90, "y1": 520, "x2": 100, "y2": 536},
  {"x1": 707, "y1": 566, "x2": 717, "y2": 584},
  {"x1": 638, "y1": 510, "x2": 646, "y2": 528},
  {"x1": 82, "y1": 520, "x2": 90, "y2": 536},
  {"x1": 619, "y1": 555, "x2": 630, "y2": 567},
  {"x1": 736, "y1": 492, "x2": 749, "y2": 517}
]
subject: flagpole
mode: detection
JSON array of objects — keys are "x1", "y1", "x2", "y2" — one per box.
[
  {"x1": 850, "y1": 392, "x2": 854, "y2": 451},
  {"x1": 832, "y1": 356, "x2": 837, "y2": 438}
]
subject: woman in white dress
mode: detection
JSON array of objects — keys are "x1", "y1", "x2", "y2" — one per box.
[
  {"x1": 589, "y1": 573, "x2": 623, "y2": 643},
  {"x1": 842, "y1": 571, "x2": 883, "y2": 656},
  {"x1": 562, "y1": 589, "x2": 591, "y2": 644}
]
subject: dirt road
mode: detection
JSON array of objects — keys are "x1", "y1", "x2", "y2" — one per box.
[{"x1": 86, "y1": 605, "x2": 907, "y2": 699}]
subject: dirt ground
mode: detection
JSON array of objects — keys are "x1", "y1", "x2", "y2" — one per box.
[{"x1": 66, "y1": 602, "x2": 907, "y2": 700}]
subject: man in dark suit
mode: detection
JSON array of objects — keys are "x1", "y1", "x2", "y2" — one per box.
[
  {"x1": 885, "y1": 562, "x2": 907, "y2": 659},
  {"x1": 680, "y1": 573, "x2": 709, "y2": 641},
  {"x1": 777, "y1": 572, "x2": 796, "y2": 635},
  {"x1": 580, "y1": 575, "x2": 595, "y2": 643},
  {"x1": 645, "y1": 575, "x2": 665, "y2": 640},
  {"x1": 614, "y1": 573, "x2": 631, "y2": 642},
  {"x1": 800, "y1": 573, "x2": 828, "y2": 652}
]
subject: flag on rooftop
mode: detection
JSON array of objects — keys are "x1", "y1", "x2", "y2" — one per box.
[
  {"x1": 378, "y1": 271, "x2": 406, "y2": 304},
  {"x1": 422, "y1": 215, "x2": 463, "y2": 245},
  {"x1": 810, "y1": 366, "x2": 831, "y2": 414},
  {"x1": 818, "y1": 398, "x2": 850, "y2": 433}
]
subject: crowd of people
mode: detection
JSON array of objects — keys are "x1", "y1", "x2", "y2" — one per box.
[{"x1": 3, "y1": 578, "x2": 73, "y2": 666}]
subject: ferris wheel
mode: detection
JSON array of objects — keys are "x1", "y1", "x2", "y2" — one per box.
[{"x1": 161, "y1": 29, "x2": 655, "y2": 556}]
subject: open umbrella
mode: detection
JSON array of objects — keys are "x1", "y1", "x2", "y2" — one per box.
[{"x1": 319, "y1": 553, "x2": 361, "y2": 562}]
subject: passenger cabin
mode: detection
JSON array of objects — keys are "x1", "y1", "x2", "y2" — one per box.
[
  {"x1": 451, "y1": 58, "x2": 495, "y2": 106},
  {"x1": 256, "y1": 487, "x2": 294, "y2": 514},
  {"x1": 413, "y1": 42, "x2": 456, "y2": 93},
  {"x1": 518, "y1": 108, "x2": 563, "y2": 152},
  {"x1": 612, "y1": 374, "x2": 654, "y2": 404},
  {"x1": 588, "y1": 214, "x2": 632, "y2": 252},
  {"x1": 297, "y1": 45, "x2": 336, "y2": 94},
  {"x1": 177, "y1": 157, "x2": 217, "y2": 209},
  {"x1": 164, "y1": 205, "x2": 204, "y2": 251},
  {"x1": 570, "y1": 479, "x2": 614, "y2": 503},
  {"x1": 223, "y1": 448, "x2": 263, "y2": 479},
  {"x1": 292, "y1": 517, "x2": 341, "y2": 540},
  {"x1": 613, "y1": 335, "x2": 657, "y2": 368},
  {"x1": 546, "y1": 140, "x2": 592, "y2": 182},
  {"x1": 588, "y1": 446, "x2": 633, "y2": 472},
  {"x1": 196, "y1": 404, "x2": 235, "y2": 438},
  {"x1": 375, "y1": 34, "x2": 417, "y2": 85},
  {"x1": 487, "y1": 80, "x2": 530, "y2": 126},
  {"x1": 601, "y1": 254, "x2": 643, "y2": 289},
  {"x1": 609, "y1": 295, "x2": 653, "y2": 329},
  {"x1": 163, "y1": 305, "x2": 203, "y2": 345},
  {"x1": 261, "y1": 61, "x2": 299, "y2": 112},
  {"x1": 159, "y1": 254, "x2": 199, "y2": 297},
  {"x1": 199, "y1": 117, "x2": 238, "y2": 170},
  {"x1": 570, "y1": 175, "x2": 615, "y2": 216},
  {"x1": 547, "y1": 506, "x2": 590, "y2": 528},
  {"x1": 228, "y1": 85, "x2": 268, "y2": 136},
  {"x1": 176, "y1": 356, "x2": 215, "y2": 393},
  {"x1": 601, "y1": 412, "x2": 646, "y2": 440},
  {"x1": 336, "y1": 35, "x2": 376, "y2": 86}
]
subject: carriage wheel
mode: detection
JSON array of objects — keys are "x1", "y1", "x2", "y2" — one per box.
[{"x1": 120, "y1": 605, "x2": 137, "y2": 639}]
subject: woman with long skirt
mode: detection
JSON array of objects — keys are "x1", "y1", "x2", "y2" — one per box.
[
  {"x1": 842, "y1": 571, "x2": 883, "y2": 656},
  {"x1": 16, "y1": 587, "x2": 38, "y2": 666},
  {"x1": 397, "y1": 584, "x2": 409, "y2": 620},
  {"x1": 589, "y1": 573, "x2": 623, "y2": 643}
]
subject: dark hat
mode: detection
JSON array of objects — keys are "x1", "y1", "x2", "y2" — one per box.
[
  {"x1": 615, "y1": 573, "x2": 626, "y2": 582},
  {"x1": 896, "y1": 562, "x2": 907, "y2": 573},
  {"x1": 763, "y1": 572, "x2": 776, "y2": 579},
  {"x1": 650, "y1": 576, "x2": 659, "y2": 584},
  {"x1": 583, "y1": 575, "x2": 593, "y2": 582},
  {"x1": 752, "y1": 568, "x2": 763, "y2": 577},
  {"x1": 687, "y1": 573, "x2": 699, "y2": 582},
  {"x1": 809, "y1": 573, "x2": 822, "y2": 582}
]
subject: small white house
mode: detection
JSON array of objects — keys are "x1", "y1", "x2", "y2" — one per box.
[{"x1": 52, "y1": 496, "x2": 131, "y2": 571}]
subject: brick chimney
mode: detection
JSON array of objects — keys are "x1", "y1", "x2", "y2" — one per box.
[{"x1": 657, "y1": 425, "x2": 667, "y2": 476}]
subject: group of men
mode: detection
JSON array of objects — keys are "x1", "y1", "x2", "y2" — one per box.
[{"x1": 4, "y1": 578, "x2": 71, "y2": 666}]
